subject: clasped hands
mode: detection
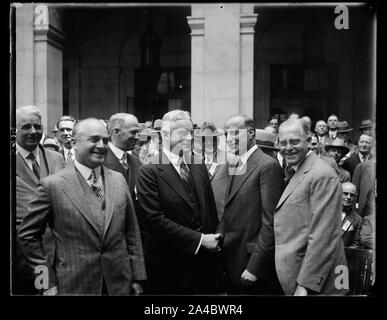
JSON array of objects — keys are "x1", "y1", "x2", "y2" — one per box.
[{"x1": 201, "y1": 233, "x2": 224, "y2": 252}]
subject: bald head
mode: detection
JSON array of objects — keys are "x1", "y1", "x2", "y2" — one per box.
[
  {"x1": 16, "y1": 105, "x2": 42, "y2": 126},
  {"x1": 72, "y1": 118, "x2": 109, "y2": 169},
  {"x1": 16, "y1": 105, "x2": 43, "y2": 151},
  {"x1": 342, "y1": 182, "x2": 357, "y2": 208}
]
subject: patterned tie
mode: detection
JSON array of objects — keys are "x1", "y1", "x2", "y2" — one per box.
[
  {"x1": 66, "y1": 149, "x2": 72, "y2": 164},
  {"x1": 285, "y1": 166, "x2": 295, "y2": 186},
  {"x1": 120, "y1": 152, "x2": 129, "y2": 170},
  {"x1": 89, "y1": 170, "x2": 105, "y2": 206},
  {"x1": 27, "y1": 153, "x2": 40, "y2": 180},
  {"x1": 179, "y1": 158, "x2": 191, "y2": 183}
]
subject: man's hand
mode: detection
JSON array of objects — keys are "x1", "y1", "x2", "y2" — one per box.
[
  {"x1": 131, "y1": 282, "x2": 143, "y2": 296},
  {"x1": 241, "y1": 269, "x2": 258, "y2": 286},
  {"x1": 201, "y1": 233, "x2": 223, "y2": 252},
  {"x1": 294, "y1": 285, "x2": 308, "y2": 296},
  {"x1": 43, "y1": 285, "x2": 58, "y2": 296}
]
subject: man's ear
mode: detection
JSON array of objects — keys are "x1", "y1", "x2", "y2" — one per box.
[{"x1": 71, "y1": 138, "x2": 77, "y2": 149}]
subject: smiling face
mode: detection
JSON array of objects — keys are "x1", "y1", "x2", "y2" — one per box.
[
  {"x1": 73, "y1": 119, "x2": 109, "y2": 169},
  {"x1": 16, "y1": 112, "x2": 43, "y2": 152},
  {"x1": 224, "y1": 116, "x2": 254, "y2": 156},
  {"x1": 112, "y1": 116, "x2": 139, "y2": 151},
  {"x1": 278, "y1": 121, "x2": 310, "y2": 166},
  {"x1": 327, "y1": 146, "x2": 345, "y2": 164}
]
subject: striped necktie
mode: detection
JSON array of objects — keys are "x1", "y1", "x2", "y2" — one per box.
[
  {"x1": 120, "y1": 152, "x2": 129, "y2": 170},
  {"x1": 89, "y1": 169, "x2": 105, "y2": 206},
  {"x1": 179, "y1": 158, "x2": 191, "y2": 183}
]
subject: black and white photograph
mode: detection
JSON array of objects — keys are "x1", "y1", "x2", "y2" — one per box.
[{"x1": 10, "y1": 1, "x2": 377, "y2": 304}]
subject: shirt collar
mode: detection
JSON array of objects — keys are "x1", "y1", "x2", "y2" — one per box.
[
  {"x1": 239, "y1": 144, "x2": 257, "y2": 166},
  {"x1": 16, "y1": 143, "x2": 40, "y2": 163},
  {"x1": 292, "y1": 150, "x2": 312, "y2": 172},
  {"x1": 109, "y1": 142, "x2": 126, "y2": 160},
  {"x1": 74, "y1": 159, "x2": 101, "y2": 181},
  {"x1": 163, "y1": 147, "x2": 182, "y2": 166}
]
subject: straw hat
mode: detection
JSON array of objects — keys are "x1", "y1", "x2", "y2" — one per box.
[
  {"x1": 336, "y1": 121, "x2": 353, "y2": 133},
  {"x1": 358, "y1": 119, "x2": 373, "y2": 130},
  {"x1": 255, "y1": 129, "x2": 279, "y2": 151}
]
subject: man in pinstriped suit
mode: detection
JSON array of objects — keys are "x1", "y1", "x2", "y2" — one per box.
[{"x1": 18, "y1": 118, "x2": 146, "y2": 295}]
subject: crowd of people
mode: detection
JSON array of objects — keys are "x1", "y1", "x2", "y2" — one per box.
[{"x1": 13, "y1": 105, "x2": 376, "y2": 296}]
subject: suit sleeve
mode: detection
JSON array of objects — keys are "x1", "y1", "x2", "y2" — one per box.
[
  {"x1": 246, "y1": 160, "x2": 284, "y2": 278},
  {"x1": 296, "y1": 173, "x2": 343, "y2": 293},
  {"x1": 124, "y1": 181, "x2": 147, "y2": 281},
  {"x1": 136, "y1": 165, "x2": 202, "y2": 254},
  {"x1": 17, "y1": 180, "x2": 58, "y2": 290}
]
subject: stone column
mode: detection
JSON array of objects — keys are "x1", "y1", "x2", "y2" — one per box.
[
  {"x1": 188, "y1": 4, "x2": 257, "y2": 128},
  {"x1": 33, "y1": 4, "x2": 65, "y2": 134}
]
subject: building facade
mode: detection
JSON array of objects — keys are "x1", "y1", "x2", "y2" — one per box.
[{"x1": 13, "y1": 3, "x2": 376, "y2": 136}]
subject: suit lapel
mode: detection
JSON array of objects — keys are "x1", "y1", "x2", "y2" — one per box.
[
  {"x1": 276, "y1": 153, "x2": 316, "y2": 210},
  {"x1": 158, "y1": 152, "x2": 195, "y2": 210},
  {"x1": 16, "y1": 152, "x2": 39, "y2": 187},
  {"x1": 102, "y1": 166, "x2": 115, "y2": 239},
  {"x1": 225, "y1": 148, "x2": 261, "y2": 206},
  {"x1": 60, "y1": 165, "x2": 102, "y2": 237}
]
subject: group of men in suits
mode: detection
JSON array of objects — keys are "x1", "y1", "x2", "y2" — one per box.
[{"x1": 14, "y1": 105, "x2": 373, "y2": 296}]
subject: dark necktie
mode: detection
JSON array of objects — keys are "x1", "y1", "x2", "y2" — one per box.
[
  {"x1": 180, "y1": 159, "x2": 191, "y2": 183},
  {"x1": 89, "y1": 170, "x2": 105, "y2": 206},
  {"x1": 120, "y1": 152, "x2": 129, "y2": 170},
  {"x1": 285, "y1": 166, "x2": 295, "y2": 186},
  {"x1": 27, "y1": 153, "x2": 40, "y2": 180}
]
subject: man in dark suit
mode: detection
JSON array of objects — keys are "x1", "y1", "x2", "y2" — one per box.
[
  {"x1": 104, "y1": 113, "x2": 146, "y2": 241},
  {"x1": 136, "y1": 110, "x2": 222, "y2": 294},
  {"x1": 13, "y1": 105, "x2": 64, "y2": 295},
  {"x1": 341, "y1": 182, "x2": 362, "y2": 247},
  {"x1": 18, "y1": 118, "x2": 146, "y2": 295},
  {"x1": 217, "y1": 115, "x2": 284, "y2": 295},
  {"x1": 342, "y1": 134, "x2": 374, "y2": 177},
  {"x1": 274, "y1": 118, "x2": 348, "y2": 295},
  {"x1": 327, "y1": 114, "x2": 339, "y2": 140},
  {"x1": 352, "y1": 158, "x2": 376, "y2": 218}
]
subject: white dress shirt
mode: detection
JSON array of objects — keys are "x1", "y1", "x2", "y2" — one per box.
[
  {"x1": 16, "y1": 143, "x2": 40, "y2": 170},
  {"x1": 163, "y1": 147, "x2": 203, "y2": 254},
  {"x1": 74, "y1": 159, "x2": 102, "y2": 187},
  {"x1": 109, "y1": 142, "x2": 126, "y2": 160},
  {"x1": 63, "y1": 147, "x2": 75, "y2": 163}
]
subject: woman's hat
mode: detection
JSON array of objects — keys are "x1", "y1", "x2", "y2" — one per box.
[{"x1": 324, "y1": 138, "x2": 350, "y2": 154}]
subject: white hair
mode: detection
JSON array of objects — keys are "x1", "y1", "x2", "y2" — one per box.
[
  {"x1": 161, "y1": 110, "x2": 192, "y2": 134},
  {"x1": 16, "y1": 105, "x2": 42, "y2": 126}
]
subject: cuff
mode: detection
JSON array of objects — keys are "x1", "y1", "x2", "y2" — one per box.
[{"x1": 194, "y1": 234, "x2": 203, "y2": 255}]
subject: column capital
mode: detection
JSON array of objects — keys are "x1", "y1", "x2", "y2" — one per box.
[
  {"x1": 240, "y1": 13, "x2": 258, "y2": 35},
  {"x1": 34, "y1": 26, "x2": 66, "y2": 50},
  {"x1": 187, "y1": 16, "x2": 205, "y2": 36}
]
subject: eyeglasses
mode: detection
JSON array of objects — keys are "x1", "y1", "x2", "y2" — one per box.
[{"x1": 278, "y1": 138, "x2": 305, "y2": 147}]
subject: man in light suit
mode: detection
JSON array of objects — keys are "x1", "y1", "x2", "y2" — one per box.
[
  {"x1": 217, "y1": 115, "x2": 284, "y2": 295},
  {"x1": 13, "y1": 105, "x2": 64, "y2": 295},
  {"x1": 274, "y1": 118, "x2": 348, "y2": 295},
  {"x1": 136, "y1": 110, "x2": 222, "y2": 294},
  {"x1": 104, "y1": 113, "x2": 146, "y2": 241},
  {"x1": 18, "y1": 118, "x2": 146, "y2": 295}
]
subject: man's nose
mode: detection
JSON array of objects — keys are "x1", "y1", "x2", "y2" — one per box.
[
  {"x1": 96, "y1": 139, "x2": 105, "y2": 147},
  {"x1": 30, "y1": 126, "x2": 36, "y2": 134}
]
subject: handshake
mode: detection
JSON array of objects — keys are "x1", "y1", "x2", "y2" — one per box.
[{"x1": 201, "y1": 233, "x2": 224, "y2": 252}]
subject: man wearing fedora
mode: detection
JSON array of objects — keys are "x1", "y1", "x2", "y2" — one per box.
[
  {"x1": 256, "y1": 129, "x2": 280, "y2": 159},
  {"x1": 358, "y1": 119, "x2": 373, "y2": 137},
  {"x1": 336, "y1": 121, "x2": 357, "y2": 164},
  {"x1": 324, "y1": 138, "x2": 351, "y2": 183}
]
